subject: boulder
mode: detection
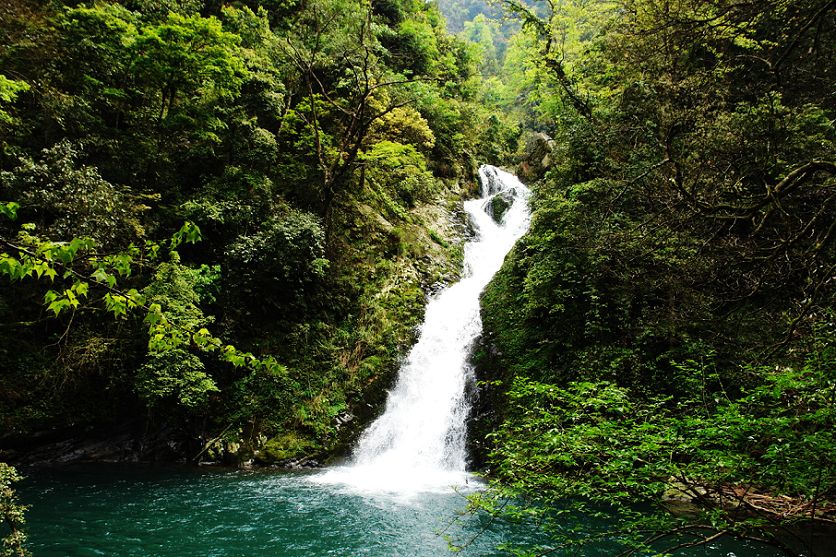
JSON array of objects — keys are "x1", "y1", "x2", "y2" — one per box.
[{"x1": 517, "y1": 131, "x2": 554, "y2": 181}]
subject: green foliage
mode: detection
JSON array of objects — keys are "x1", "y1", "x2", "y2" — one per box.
[
  {"x1": 0, "y1": 217, "x2": 196, "y2": 317},
  {"x1": 478, "y1": 333, "x2": 835, "y2": 552},
  {"x1": 125, "y1": 0, "x2": 203, "y2": 19},
  {"x1": 0, "y1": 203, "x2": 18, "y2": 221},
  {"x1": 362, "y1": 141, "x2": 438, "y2": 207},
  {"x1": 391, "y1": 17, "x2": 443, "y2": 75},
  {"x1": 225, "y1": 209, "x2": 328, "y2": 311},
  {"x1": 0, "y1": 75, "x2": 28, "y2": 125},
  {"x1": 137, "y1": 348, "x2": 218, "y2": 410},
  {"x1": 139, "y1": 259, "x2": 218, "y2": 410},
  {"x1": 132, "y1": 11, "x2": 247, "y2": 121},
  {"x1": 474, "y1": 0, "x2": 836, "y2": 553},
  {"x1": 370, "y1": 106, "x2": 436, "y2": 151},
  {"x1": 49, "y1": 3, "x2": 140, "y2": 136},
  {"x1": 0, "y1": 463, "x2": 28, "y2": 557},
  {"x1": 436, "y1": 0, "x2": 508, "y2": 34},
  {"x1": 258, "y1": 432, "x2": 315, "y2": 462},
  {"x1": 0, "y1": 211, "x2": 289, "y2": 418},
  {"x1": 459, "y1": 14, "x2": 503, "y2": 74},
  {"x1": 227, "y1": 362, "x2": 295, "y2": 434},
  {"x1": 1, "y1": 141, "x2": 142, "y2": 246}
]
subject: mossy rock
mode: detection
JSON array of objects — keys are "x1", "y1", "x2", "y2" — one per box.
[
  {"x1": 488, "y1": 194, "x2": 512, "y2": 223},
  {"x1": 255, "y1": 432, "x2": 316, "y2": 464}
]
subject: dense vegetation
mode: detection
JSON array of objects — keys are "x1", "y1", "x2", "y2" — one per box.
[
  {"x1": 0, "y1": 0, "x2": 512, "y2": 551},
  {"x1": 468, "y1": 0, "x2": 835, "y2": 555},
  {"x1": 0, "y1": 0, "x2": 833, "y2": 555}
]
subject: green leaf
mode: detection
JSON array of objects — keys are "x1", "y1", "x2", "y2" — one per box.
[
  {"x1": 73, "y1": 281, "x2": 89, "y2": 298},
  {"x1": 170, "y1": 221, "x2": 203, "y2": 249},
  {"x1": 104, "y1": 292, "x2": 127, "y2": 317},
  {"x1": 47, "y1": 299, "x2": 69, "y2": 317},
  {"x1": 0, "y1": 201, "x2": 20, "y2": 220}
]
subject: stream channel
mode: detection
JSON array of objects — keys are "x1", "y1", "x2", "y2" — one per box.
[{"x1": 19, "y1": 167, "x2": 783, "y2": 556}]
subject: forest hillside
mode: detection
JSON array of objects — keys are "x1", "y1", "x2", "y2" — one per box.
[
  {"x1": 0, "y1": 0, "x2": 504, "y2": 469},
  {"x1": 466, "y1": 0, "x2": 835, "y2": 554}
]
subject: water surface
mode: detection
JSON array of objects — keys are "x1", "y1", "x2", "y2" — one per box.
[
  {"x1": 20, "y1": 465, "x2": 786, "y2": 556},
  {"x1": 20, "y1": 465, "x2": 523, "y2": 556}
]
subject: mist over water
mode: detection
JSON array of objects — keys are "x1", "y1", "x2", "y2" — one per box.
[{"x1": 315, "y1": 165, "x2": 531, "y2": 495}]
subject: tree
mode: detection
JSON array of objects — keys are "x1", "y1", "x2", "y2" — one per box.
[
  {"x1": 0, "y1": 0, "x2": 493, "y2": 512},
  {"x1": 460, "y1": 14, "x2": 502, "y2": 74},
  {"x1": 132, "y1": 12, "x2": 247, "y2": 124},
  {"x1": 1, "y1": 141, "x2": 143, "y2": 246},
  {"x1": 282, "y1": 0, "x2": 406, "y2": 217}
]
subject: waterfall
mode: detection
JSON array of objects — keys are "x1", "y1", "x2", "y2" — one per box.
[{"x1": 314, "y1": 165, "x2": 531, "y2": 494}]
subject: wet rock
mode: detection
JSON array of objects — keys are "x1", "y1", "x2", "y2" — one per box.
[
  {"x1": 334, "y1": 412, "x2": 356, "y2": 431},
  {"x1": 486, "y1": 192, "x2": 513, "y2": 223},
  {"x1": 1, "y1": 422, "x2": 187, "y2": 467},
  {"x1": 279, "y1": 457, "x2": 322, "y2": 469}
]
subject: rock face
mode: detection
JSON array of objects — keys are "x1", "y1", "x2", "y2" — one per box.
[
  {"x1": 516, "y1": 131, "x2": 554, "y2": 181},
  {"x1": 1, "y1": 422, "x2": 190, "y2": 467},
  {"x1": 465, "y1": 334, "x2": 507, "y2": 470}
]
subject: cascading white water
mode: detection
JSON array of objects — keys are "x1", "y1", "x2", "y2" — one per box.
[{"x1": 314, "y1": 165, "x2": 530, "y2": 495}]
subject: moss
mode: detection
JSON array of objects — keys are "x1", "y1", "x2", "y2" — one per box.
[
  {"x1": 428, "y1": 228, "x2": 449, "y2": 248},
  {"x1": 358, "y1": 355, "x2": 384, "y2": 381},
  {"x1": 489, "y1": 194, "x2": 511, "y2": 222},
  {"x1": 256, "y1": 432, "x2": 316, "y2": 463}
]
